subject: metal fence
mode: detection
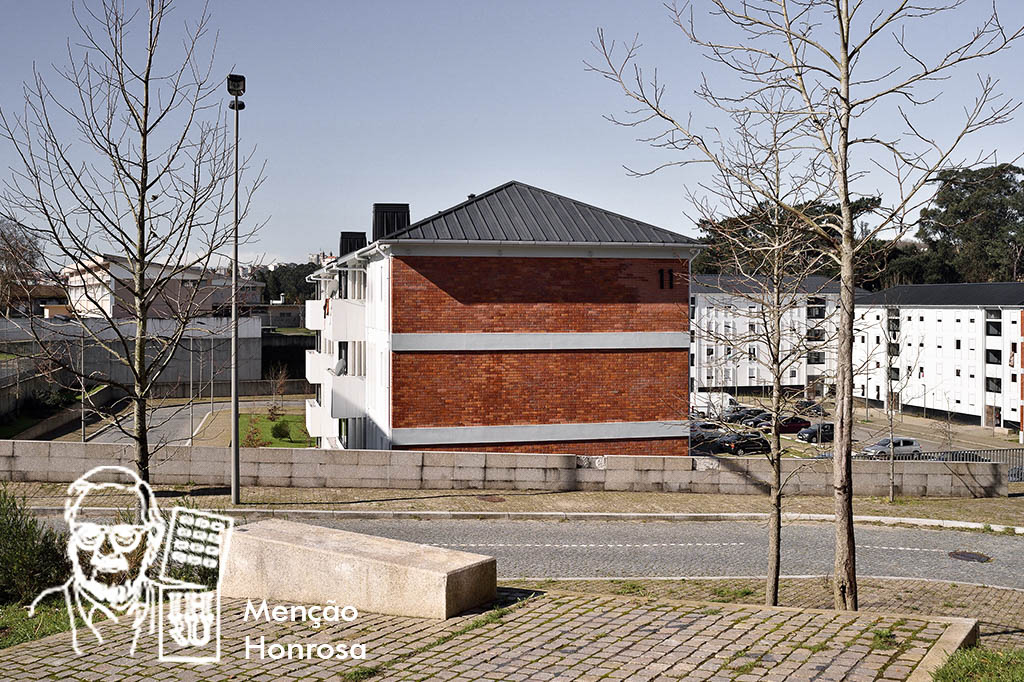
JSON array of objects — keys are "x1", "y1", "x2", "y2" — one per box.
[{"x1": 853, "y1": 448, "x2": 1024, "y2": 482}]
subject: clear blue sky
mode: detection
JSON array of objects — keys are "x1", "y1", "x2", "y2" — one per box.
[{"x1": 2, "y1": 1, "x2": 1023, "y2": 264}]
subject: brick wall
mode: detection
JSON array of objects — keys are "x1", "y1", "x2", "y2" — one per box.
[
  {"x1": 414, "y1": 438, "x2": 690, "y2": 456},
  {"x1": 392, "y1": 350, "x2": 687, "y2": 428},
  {"x1": 389, "y1": 255, "x2": 690, "y2": 454},
  {"x1": 391, "y1": 256, "x2": 689, "y2": 333}
]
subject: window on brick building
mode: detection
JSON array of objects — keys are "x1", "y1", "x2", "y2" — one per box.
[{"x1": 658, "y1": 269, "x2": 675, "y2": 289}]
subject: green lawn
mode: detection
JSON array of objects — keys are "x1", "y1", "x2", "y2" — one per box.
[
  {"x1": 273, "y1": 327, "x2": 314, "y2": 336},
  {"x1": 238, "y1": 412, "x2": 313, "y2": 447},
  {"x1": 932, "y1": 648, "x2": 1024, "y2": 681},
  {"x1": 0, "y1": 598, "x2": 83, "y2": 650}
]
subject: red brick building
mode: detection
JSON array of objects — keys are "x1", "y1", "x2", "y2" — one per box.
[{"x1": 304, "y1": 181, "x2": 701, "y2": 455}]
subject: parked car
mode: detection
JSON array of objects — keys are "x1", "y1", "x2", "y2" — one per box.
[
  {"x1": 773, "y1": 416, "x2": 812, "y2": 434},
  {"x1": 715, "y1": 432, "x2": 771, "y2": 456},
  {"x1": 723, "y1": 408, "x2": 765, "y2": 424},
  {"x1": 860, "y1": 438, "x2": 922, "y2": 459},
  {"x1": 740, "y1": 411, "x2": 772, "y2": 427},
  {"x1": 794, "y1": 399, "x2": 829, "y2": 416},
  {"x1": 692, "y1": 421, "x2": 723, "y2": 433},
  {"x1": 797, "y1": 423, "x2": 834, "y2": 443}
]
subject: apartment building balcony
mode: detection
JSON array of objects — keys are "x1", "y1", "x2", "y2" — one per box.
[
  {"x1": 305, "y1": 300, "x2": 325, "y2": 331},
  {"x1": 304, "y1": 298, "x2": 365, "y2": 342},
  {"x1": 324, "y1": 299, "x2": 365, "y2": 342},
  {"x1": 328, "y1": 370, "x2": 365, "y2": 419},
  {"x1": 305, "y1": 397, "x2": 339, "y2": 440},
  {"x1": 304, "y1": 349, "x2": 331, "y2": 385}
]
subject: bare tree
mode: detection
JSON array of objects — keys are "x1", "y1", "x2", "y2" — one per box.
[
  {"x1": 589, "y1": 0, "x2": 1022, "y2": 610},
  {"x1": 0, "y1": 0, "x2": 263, "y2": 480},
  {"x1": 0, "y1": 218, "x2": 41, "y2": 316},
  {"x1": 686, "y1": 99, "x2": 838, "y2": 604}
]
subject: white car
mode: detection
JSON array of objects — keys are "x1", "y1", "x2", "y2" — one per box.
[{"x1": 860, "y1": 438, "x2": 922, "y2": 459}]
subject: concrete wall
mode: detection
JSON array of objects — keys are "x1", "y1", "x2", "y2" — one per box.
[{"x1": 0, "y1": 441, "x2": 1006, "y2": 497}]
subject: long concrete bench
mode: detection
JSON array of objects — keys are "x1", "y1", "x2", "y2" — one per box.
[{"x1": 220, "y1": 519, "x2": 497, "y2": 619}]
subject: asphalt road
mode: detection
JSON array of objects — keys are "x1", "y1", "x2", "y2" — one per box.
[{"x1": 306, "y1": 519, "x2": 1024, "y2": 589}]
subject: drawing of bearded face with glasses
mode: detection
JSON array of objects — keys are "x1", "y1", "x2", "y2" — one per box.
[{"x1": 30, "y1": 466, "x2": 165, "y2": 655}]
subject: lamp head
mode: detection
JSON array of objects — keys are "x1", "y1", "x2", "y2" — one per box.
[{"x1": 226, "y1": 73, "x2": 245, "y2": 96}]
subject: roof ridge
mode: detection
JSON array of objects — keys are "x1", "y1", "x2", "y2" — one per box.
[
  {"x1": 380, "y1": 180, "x2": 698, "y2": 245},
  {"x1": 513, "y1": 180, "x2": 696, "y2": 243},
  {"x1": 383, "y1": 181, "x2": 519, "y2": 239}
]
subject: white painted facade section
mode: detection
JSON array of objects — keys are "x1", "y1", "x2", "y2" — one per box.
[
  {"x1": 853, "y1": 305, "x2": 1024, "y2": 427},
  {"x1": 391, "y1": 420, "x2": 691, "y2": 447},
  {"x1": 689, "y1": 289, "x2": 839, "y2": 396}
]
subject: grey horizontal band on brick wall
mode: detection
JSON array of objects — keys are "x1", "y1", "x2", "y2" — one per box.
[
  {"x1": 391, "y1": 332, "x2": 690, "y2": 352},
  {"x1": 390, "y1": 420, "x2": 690, "y2": 446}
]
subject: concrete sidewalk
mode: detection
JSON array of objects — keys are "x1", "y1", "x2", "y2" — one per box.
[
  {"x1": 11, "y1": 481, "x2": 1024, "y2": 527},
  {"x1": 0, "y1": 589, "x2": 975, "y2": 681}
]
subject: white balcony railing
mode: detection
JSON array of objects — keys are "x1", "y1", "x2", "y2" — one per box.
[
  {"x1": 329, "y1": 372, "x2": 365, "y2": 419},
  {"x1": 324, "y1": 299, "x2": 365, "y2": 343},
  {"x1": 305, "y1": 299, "x2": 325, "y2": 331},
  {"x1": 304, "y1": 398, "x2": 322, "y2": 438},
  {"x1": 304, "y1": 349, "x2": 331, "y2": 385},
  {"x1": 305, "y1": 397, "x2": 339, "y2": 441}
]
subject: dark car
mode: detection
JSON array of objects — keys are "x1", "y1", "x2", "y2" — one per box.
[
  {"x1": 714, "y1": 432, "x2": 770, "y2": 456},
  {"x1": 723, "y1": 408, "x2": 764, "y2": 423},
  {"x1": 740, "y1": 411, "x2": 772, "y2": 427},
  {"x1": 794, "y1": 400, "x2": 828, "y2": 417},
  {"x1": 751, "y1": 415, "x2": 811, "y2": 434},
  {"x1": 692, "y1": 421, "x2": 722, "y2": 433},
  {"x1": 797, "y1": 423, "x2": 834, "y2": 443},
  {"x1": 775, "y1": 416, "x2": 812, "y2": 434}
]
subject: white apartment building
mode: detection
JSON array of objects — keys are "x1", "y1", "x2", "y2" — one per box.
[
  {"x1": 689, "y1": 275, "x2": 842, "y2": 398},
  {"x1": 854, "y1": 283, "x2": 1024, "y2": 428}
]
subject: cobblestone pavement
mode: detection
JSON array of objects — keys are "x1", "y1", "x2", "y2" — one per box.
[
  {"x1": 0, "y1": 590, "x2": 966, "y2": 681},
  {"x1": 12, "y1": 480, "x2": 1024, "y2": 527},
  {"x1": 506, "y1": 578, "x2": 1024, "y2": 650}
]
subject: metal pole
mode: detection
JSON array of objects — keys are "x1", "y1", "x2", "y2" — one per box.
[
  {"x1": 189, "y1": 335, "x2": 194, "y2": 446},
  {"x1": 230, "y1": 94, "x2": 241, "y2": 505},
  {"x1": 80, "y1": 330, "x2": 86, "y2": 442}
]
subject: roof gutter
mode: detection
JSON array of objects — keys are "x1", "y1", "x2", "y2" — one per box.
[{"x1": 374, "y1": 238, "x2": 706, "y2": 250}]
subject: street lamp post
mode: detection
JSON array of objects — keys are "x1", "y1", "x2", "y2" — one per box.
[{"x1": 227, "y1": 73, "x2": 246, "y2": 505}]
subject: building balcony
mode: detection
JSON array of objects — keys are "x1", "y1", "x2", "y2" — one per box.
[
  {"x1": 305, "y1": 298, "x2": 365, "y2": 342},
  {"x1": 328, "y1": 371, "x2": 365, "y2": 419},
  {"x1": 305, "y1": 299, "x2": 325, "y2": 331},
  {"x1": 305, "y1": 397, "x2": 339, "y2": 441},
  {"x1": 304, "y1": 349, "x2": 331, "y2": 385},
  {"x1": 324, "y1": 299, "x2": 365, "y2": 342}
]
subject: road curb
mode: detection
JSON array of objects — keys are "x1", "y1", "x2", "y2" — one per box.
[
  {"x1": 36, "y1": 505, "x2": 1024, "y2": 533},
  {"x1": 908, "y1": 617, "x2": 979, "y2": 682}
]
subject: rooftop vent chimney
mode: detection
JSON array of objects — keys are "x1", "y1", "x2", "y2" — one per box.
[
  {"x1": 339, "y1": 231, "x2": 367, "y2": 257},
  {"x1": 372, "y1": 203, "x2": 410, "y2": 242}
]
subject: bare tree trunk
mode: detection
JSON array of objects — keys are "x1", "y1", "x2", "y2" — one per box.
[
  {"x1": 832, "y1": 227, "x2": 858, "y2": 611},
  {"x1": 766, "y1": 364, "x2": 783, "y2": 606}
]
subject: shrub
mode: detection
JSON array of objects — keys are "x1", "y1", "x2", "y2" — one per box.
[
  {"x1": 271, "y1": 419, "x2": 290, "y2": 441},
  {"x1": 242, "y1": 416, "x2": 270, "y2": 448},
  {"x1": 0, "y1": 485, "x2": 71, "y2": 604}
]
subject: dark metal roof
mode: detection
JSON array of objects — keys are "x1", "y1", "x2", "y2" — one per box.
[
  {"x1": 379, "y1": 181, "x2": 699, "y2": 246},
  {"x1": 856, "y1": 283, "x2": 1024, "y2": 307},
  {"x1": 692, "y1": 274, "x2": 849, "y2": 295}
]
